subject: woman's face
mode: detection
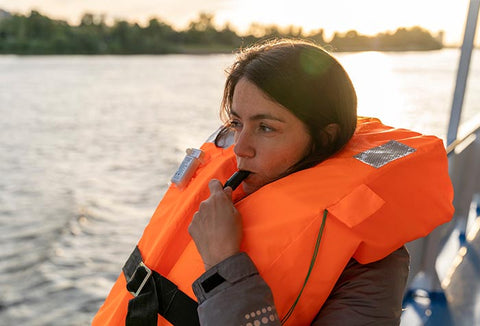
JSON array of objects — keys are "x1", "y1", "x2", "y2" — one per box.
[{"x1": 230, "y1": 78, "x2": 312, "y2": 194}]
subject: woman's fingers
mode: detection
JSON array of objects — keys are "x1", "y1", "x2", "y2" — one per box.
[{"x1": 189, "y1": 179, "x2": 242, "y2": 270}]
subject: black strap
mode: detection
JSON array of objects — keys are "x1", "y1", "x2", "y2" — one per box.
[{"x1": 123, "y1": 246, "x2": 200, "y2": 326}]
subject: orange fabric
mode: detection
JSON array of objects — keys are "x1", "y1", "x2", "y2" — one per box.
[{"x1": 93, "y1": 118, "x2": 454, "y2": 325}]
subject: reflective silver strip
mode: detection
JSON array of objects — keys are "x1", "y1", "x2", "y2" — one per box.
[{"x1": 354, "y1": 140, "x2": 416, "y2": 168}]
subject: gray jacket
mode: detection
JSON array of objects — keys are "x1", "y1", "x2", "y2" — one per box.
[{"x1": 192, "y1": 246, "x2": 409, "y2": 325}]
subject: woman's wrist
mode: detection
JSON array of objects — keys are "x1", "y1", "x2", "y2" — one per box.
[{"x1": 203, "y1": 250, "x2": 241, "y2": 270}]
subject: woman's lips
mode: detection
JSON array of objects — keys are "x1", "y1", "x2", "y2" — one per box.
[
  {"x1": 242, "y1": 172, "x2": 258, "y2": 186},
  {"x1": 239, "y1": 170, "x2": 253, "y2": 180}
]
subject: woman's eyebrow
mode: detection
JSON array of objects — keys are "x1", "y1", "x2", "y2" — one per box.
[{"x1": 230, "y1": 109, "x2": 286, "y2": 122}]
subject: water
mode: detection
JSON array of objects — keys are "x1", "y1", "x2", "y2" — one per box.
[{"x1": 0, "y1": 50, "x2": 479, "y2": 325}]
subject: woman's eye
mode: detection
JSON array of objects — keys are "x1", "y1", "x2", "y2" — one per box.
[
  {"x1": 259, "y1": 124, "x2": 274, "y2": 133},
  {"x1": 229, "y1": 120, "x2": 242, "y2": 130}
]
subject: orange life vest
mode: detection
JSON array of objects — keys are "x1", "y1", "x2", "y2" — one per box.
[{"x1": 93, "y1": 117, "x2": 454, "y2": 325}]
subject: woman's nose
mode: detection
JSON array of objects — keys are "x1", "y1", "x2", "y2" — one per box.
[{"x1": 233, "y1": 130, "x2": 255, "y2": 158}]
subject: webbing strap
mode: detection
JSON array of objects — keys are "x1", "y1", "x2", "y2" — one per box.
[{"x1": 123, "y1": 246, "x2": 200, "y2": 326}]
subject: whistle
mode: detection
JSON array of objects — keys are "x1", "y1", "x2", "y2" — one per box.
[{"x1": 223, "y1": 170, "x2": 250, "y2": 191}]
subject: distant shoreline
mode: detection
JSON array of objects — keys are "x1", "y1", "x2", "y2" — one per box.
[
  {"x1": 0, "y1": 9, "x2": 448, "y2": 55},
  {"x1": 1, "y1": 47, "x2": 468, "y2": 56},
  {"x1": 0, "y1": 43, "x2": 452, "y2": 56},
  {"x1": 1, "y1": 48, "x2": 470, "y2": 56}
]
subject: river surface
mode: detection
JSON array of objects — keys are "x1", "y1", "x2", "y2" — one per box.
[{"x1": 0, "y1": 49, "x2": 479, "y2": 325}]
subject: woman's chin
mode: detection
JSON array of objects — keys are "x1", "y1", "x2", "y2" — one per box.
[{"x1": 241, "y1": 175, "x2": 274, "y2": 195}]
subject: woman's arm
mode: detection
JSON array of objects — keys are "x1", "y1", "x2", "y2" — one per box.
[
  {"x1": 192, "y1": 252, "x2": 281, "y2": 325},
  {"x1": 192, "y1": 247, "x2": 409, "y2": 326},
  {"x1": 189, "y1": 179, "x2": 281, "y2": 324}
]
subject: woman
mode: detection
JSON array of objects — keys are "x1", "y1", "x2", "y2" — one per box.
[
  {"x1": 93, "y1": 39, "x2": 453, "y2": 325},
  {"x1": 188, "y1": 39, "x2": 406, "y2": 325}
]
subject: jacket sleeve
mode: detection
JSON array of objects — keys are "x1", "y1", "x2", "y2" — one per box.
[
  {"x1": 192, "y1": 247, "x2": 409, "y2": 326},
  {"x1": 192, "y1": 252, "x2": 281, "y2": 325}
]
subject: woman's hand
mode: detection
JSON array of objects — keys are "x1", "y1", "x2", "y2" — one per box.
[{"x1": 188, "y1": 179, "x2": 242, "y2": 270}]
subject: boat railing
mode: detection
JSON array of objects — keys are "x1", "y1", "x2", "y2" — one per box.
[
  {"x1": 406, "y1": 114, "x2": 480, "y2": 288},
  {"x1": 402, "y1": 115, "x2": 480, "y2": 325},
  {"x1": 447, "y1": 114, "x2": 480, "y2": 240}
]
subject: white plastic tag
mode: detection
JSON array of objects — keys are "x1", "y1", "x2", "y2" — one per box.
[{"x1": 171, "y1": 148, "x2": 205, "y2": 189}]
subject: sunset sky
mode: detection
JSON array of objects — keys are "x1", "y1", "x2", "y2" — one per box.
[{"x1": 0, "y1": 0, "x2": 476, "y2": 45}]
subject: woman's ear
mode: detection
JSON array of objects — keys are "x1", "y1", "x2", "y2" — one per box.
[{"x1": 321, "y1": 123, "x2": 340, "y2": 146}]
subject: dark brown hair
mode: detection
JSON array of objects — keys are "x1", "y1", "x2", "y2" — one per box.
[{"x1": 216, "y1": 39, "x2": 357, "y2": 173}]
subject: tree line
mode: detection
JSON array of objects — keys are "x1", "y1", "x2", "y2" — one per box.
[{"x1": 0, "y1": 10, "x2": 443, "y2": 55}]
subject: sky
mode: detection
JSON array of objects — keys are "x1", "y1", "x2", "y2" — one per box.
[{"x1": 0, "y1": 0, "x2": 477, "y2": 45}]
